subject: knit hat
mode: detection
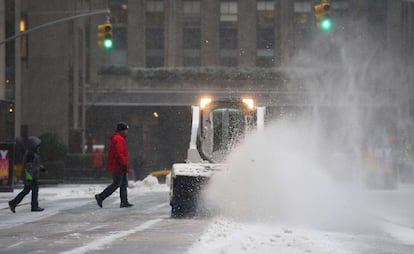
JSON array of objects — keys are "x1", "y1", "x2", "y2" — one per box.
[{"x1": 116, "y1": 122, "x2": 129, "y2": 131}]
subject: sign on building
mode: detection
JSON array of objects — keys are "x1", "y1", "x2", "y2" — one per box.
[{"x1": 0, "y1": 144, "x2": 14, "y2": 192}]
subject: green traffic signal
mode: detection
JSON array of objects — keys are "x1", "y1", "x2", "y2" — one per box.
[
  {"x1": 104, "y1": 38, "x2": 113, "y2": 48},
  {"x1": 320, "y1": 18, "x2": 332, "y2": 31}
]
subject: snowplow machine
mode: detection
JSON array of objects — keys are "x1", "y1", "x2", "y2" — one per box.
[{"x1": 170, "y1": 96, "x2": 265, "y2": 217}]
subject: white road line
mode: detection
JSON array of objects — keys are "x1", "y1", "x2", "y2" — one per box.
[
  {"x1": 7, "y1": 241, "x2": 24, "y2": 249},
  {"x1": 86, "y1": 225, "x2": 105, "y2": 232},
  {"x1": 59, "y1": 218, "x2": 163, "y2": 254},
  {"x1": 151, "y1": 202, "x2": 169, "y2": 210}
]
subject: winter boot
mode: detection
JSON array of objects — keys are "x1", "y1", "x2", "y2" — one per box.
[
  {"x1": 31, "y1": 207, "x2": 44, "y2": 212},
  {"x1": 8, "y1": 201, "x2": 16, "y2": 213},
  {"x1": 95, "y1": 194, "x2": 103, "y2": 208},
  {"x1": 120, "y1": 202, "x2": 133, "y2": 208}
]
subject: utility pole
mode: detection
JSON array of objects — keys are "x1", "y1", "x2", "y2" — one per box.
[
  {"x1": 0, "y1": 0, "x2": 4, "y2": 100},
  {"x1": 14, "y1": 0, "x2": 21, "y2": 139}
]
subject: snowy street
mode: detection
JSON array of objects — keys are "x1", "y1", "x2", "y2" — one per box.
[
  {"x1": 0, "y1": 178, "x2": 414, "y2": 254},
  {"x1": 0, "y1": 179, "x2": 208, "y2": 254},
  {"x1": 1, "y1": 1, "x2": 413, "y2": 254}
]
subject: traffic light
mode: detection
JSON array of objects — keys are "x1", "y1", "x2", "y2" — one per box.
[
  {"x1": 97, "y1": 20, "x2": 113, "y2": 49},
  {"x1": 314, "y1": 0, "x2": 332, "y2": 31}
]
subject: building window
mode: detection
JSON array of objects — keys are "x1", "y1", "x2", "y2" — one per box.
[
  {"x1": 183, "y1": 28, "x2": 201, "y2": 49},
  {"x1": 220, "y1": 1, "x2": 238, "y2": 22},
  {"x1": 402, "y1": 1, "x2": 414, "y2": 65},
  {"x1": 293, "y1": 1, "x2": 311, "y2": 13},
  {"x1": 257, "y1": 1, "x2": 274, "y2": 25},
  {"x1": 219, "y1": 27, "x2": 237, "y2": 66},
  {"x1": 109, "y1": 25, "x2": 128, "y2": 65},
  {"x1": 183, "y1": 29, "x2": 201, "y2": 64},
  {"x1": 183, "y1": 0, "x2": 201, "y2": 27},
  {"x1": 257, "y1": 1, "x2": 275, "y2": 67},
  {"x1": 366, "y1": 0, "x2": 387, "y2": 44},
  {"x1": 257, "y1": 1, "x2": 274, "y2": 11},
  {"x1": 109, "y1": 0, "x2": 128, "y2": 24},
  {"x1": 145, "y1": 28, "x2": 164, "y2": 67},
  {"x1": 220, "y1": 28, "x2": 237, "y2": 49},
  {"x1": 183, "y1": 1, "x2": 200, "y2": 15},
  {"x1": 108, "y1": 1, "x2": 128, "y2": 65},
  {"x1": 183, "y1": 0, "x2": 201, "y2": 66},
  {"x1": 146, "y1": 0, "x2": 164, "y2": 27},
  {"x1": 292, "y1": 1, "x2": 312, "y2": 53},
  {"x1": 146, "y1": 0, "x2": 164, "y2": 12},
  {"x1": 146, "y1": 0, "x2": 164, "y2": 67},
  {"x1": 257, "y1": 28, "x2": 274, "y2": 67},
  {"x1": 113, "y1": 26, "x2": 127, "y2": 49},
  {"x1": 257, "y1": 29, "x2": 274, "y2": 50},
  {"x1": 146, "y1": 28, "x2": 164, "y2": 49},
  {"x1": 219, "y1": 1, "x2": 238, "y2": 66}
]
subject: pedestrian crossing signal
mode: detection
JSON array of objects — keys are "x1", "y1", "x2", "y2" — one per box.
[{"x1": 97, "y1": 21, "x2": 113, "y2": 49}]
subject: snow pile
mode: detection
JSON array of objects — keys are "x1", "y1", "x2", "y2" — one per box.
[
  {"x1": 128, "y1": 175, "x2": 169, "y2": 193},
  {"x1": 187, "y1": 217, "x2": 350, "y2": 254}
]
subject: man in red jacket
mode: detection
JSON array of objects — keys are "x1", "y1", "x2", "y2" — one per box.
[{"x1": 95, "y1": 122, "x2": 133, "y2": 208}]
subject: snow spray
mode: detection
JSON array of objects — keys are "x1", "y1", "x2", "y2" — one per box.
[{"x1": 203, "y1": 30, "x2": 413, "y2": 231}]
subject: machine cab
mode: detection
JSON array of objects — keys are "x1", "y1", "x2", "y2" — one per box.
[{"x1": 197, "y1": 97, "x2": 257, "y2": 163}]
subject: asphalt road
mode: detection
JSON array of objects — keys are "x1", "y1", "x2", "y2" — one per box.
[
  {"x1": 0, "y1": 191, "x2": 208, "y2": 254},
  {"x1": 0, "y1": 185, "x2": 414, "y2": 254}
]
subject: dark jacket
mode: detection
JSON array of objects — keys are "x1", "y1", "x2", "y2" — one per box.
[
  {"x1": 23, "y1": 136, "x2": 44, "y2": 181},
  {"x1": 106, "y1": 132, "x2": 130, "y2": 173}
]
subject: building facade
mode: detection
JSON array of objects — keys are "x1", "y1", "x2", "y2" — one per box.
[{"x1": 1, "y1": 0, "x2": 413, "y2": 178}]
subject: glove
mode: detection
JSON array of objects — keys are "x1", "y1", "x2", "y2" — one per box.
[
  {"x1": 40, "y1": 166, "x2": 47, "y2": 172},
  {"x1": 120, "y1": 164, "x2": 127, "y2": 172}
]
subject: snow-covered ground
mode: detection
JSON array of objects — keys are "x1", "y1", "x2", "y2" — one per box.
[
  {"x1": 187, "y1": 217, "x2": 352, "y2": 254},
  {"x1": 0, "y1": 175, "x2": 168, "y2": 206},
  {"x1": 187, "y1": 203, "x2": 414, "y2": 254},
  {"x1": 1, "y1": 174, "x2": 414, "y2": 253},
  {"x1": 0, "y1": 175, "x2": 169, "y2": 232}
]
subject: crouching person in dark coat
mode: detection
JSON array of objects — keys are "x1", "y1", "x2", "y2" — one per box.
[
  {"x1": 95, "y1": 122, "x2": 133, "y2": 208},
  {"x1": 9, "y1": 136, "x2": 46, "y2": 213}
]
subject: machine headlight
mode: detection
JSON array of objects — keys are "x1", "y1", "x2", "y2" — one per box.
[
  {"x1": 200, "y1": 97, "x2": 212, "y2": 109},
  {"x1": 242, "y1": 98, "x2": 255, "y2": 110}
]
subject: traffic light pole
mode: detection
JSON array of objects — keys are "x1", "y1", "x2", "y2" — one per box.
[
  {"x1": 0, "y1": 9, "x2": 110, "y2": 45},
  {"x1": 9, "y1": 8, "x2": 109, "y2": 149}
]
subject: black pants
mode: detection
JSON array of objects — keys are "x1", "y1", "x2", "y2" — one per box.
[
  {"x1": 10, "y1": 179, "x2": 39, "y2": 209},
  {"x1": 99, "y1": 172, "x2": 128, "y2": 203}
]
